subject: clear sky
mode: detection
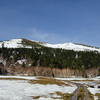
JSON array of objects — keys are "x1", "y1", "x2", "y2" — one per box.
[{"x1": 0, "y1": 0, "x2": 100, "y2": 47}]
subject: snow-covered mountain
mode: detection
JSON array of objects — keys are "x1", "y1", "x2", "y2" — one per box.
[
  {"x1": 40, "y1": 42, "x2": 100, "y2": 52},
  {"x1": 0, "y1": 38, "x2": 43, "y2": 48},
  {"x1": 0, "y1": 38, "x2": 100, "y2": 52}
]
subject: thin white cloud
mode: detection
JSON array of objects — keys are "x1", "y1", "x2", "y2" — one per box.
[
  {"x1": 29, "y1": 28, "x2": 80, "y2": 44},
  {"x1": 29, "y1": 28, "x2": 59, "y2": 43},
  {"x1": 31, "y1": 28, "x2": 49, "y2": 40}
]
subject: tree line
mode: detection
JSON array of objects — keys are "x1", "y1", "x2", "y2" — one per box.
[{"x1": 0, "y1": 47, "x2": 100, "y2": 70}]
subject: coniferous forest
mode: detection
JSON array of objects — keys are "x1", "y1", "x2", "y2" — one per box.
[{"x1": 1, "y1": 47, "x2": 100, "y2": 70}]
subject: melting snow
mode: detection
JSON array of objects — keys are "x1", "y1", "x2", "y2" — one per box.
[
  {"x1": 16, "y1": 59, "x2": 26, "y2": 65},
  {"x1": 0, "y1": 76, "x2": 77, "y2": 100}
]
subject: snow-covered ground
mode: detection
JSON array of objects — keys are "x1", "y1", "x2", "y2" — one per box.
[
  {"x1": 0, "y1": 76, "x2": 77, "y2": 100},
  {"x1": 0, "y1": 76, "x2": 100, "y2": 100},
  {"x1": 88, "y1": 87, "x2": 100, "y2": 100},
  {"x1": 0, "y1": 75, "x2": 37, "y2": 80},
  {"x1": 55, "y1": 76, "x2": 100, "y2": 81}
]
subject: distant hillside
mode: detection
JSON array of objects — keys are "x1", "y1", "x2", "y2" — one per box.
[
  {"x1": 0, "y1": 38, "x2": 100, "y2": 77},
  {"x1": 0, "y1": 38, "x2": 100, "y2": 52},
  {"x1": 40, "y1": 42, "x2": 100, "y2": 52}
]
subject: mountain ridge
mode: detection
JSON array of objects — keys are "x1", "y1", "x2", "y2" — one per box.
[{"x1": 0, "y1": 38, "x2": 100, "y2": 52}]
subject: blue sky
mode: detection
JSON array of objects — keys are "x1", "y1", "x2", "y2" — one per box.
[{"x1": 0, "y1": 0, "x2": 100, "y2": 47}]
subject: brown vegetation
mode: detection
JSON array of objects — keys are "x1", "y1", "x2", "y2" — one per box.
[{"x1": 29, "y1": 77, "x2": 70, "y2": 86}]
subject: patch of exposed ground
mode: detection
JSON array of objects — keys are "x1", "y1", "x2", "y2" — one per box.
[{"x1": 29, "y1": 77, "x2": 70, "y2": 86}]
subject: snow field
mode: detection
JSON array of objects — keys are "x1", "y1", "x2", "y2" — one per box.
[
  {"x1": 42, "y1": 42, "x2": 100, "y2": 52},
  {"x1": 88, "y1": 86, "x2": 100, "y2": 100},
  {"x1": 0, "y1": 76, "x2": 99, "y2": 100},
  {"x1": 0, "y1": 76, "x2": 77, "y2": 100}
]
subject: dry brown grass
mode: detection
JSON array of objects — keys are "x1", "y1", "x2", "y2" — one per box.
[
  {"x1": 0, "y1": 78, "x2": 27, "y2": 80},
  {"x1": 49, "y1": 93, "x2": 55, "y2": 96},
  {"x1": 51, "y1": 97, "x2": 61, "y2": 99},
  {"x1": 95, "y1": 93, "x2": 100, "y2": 99},
  {"x1": 55, "y1": 91, "x2": 72, "y2": 100},
  {"x1": 50, "y1": 92, "x2": 62, "y2": 99},
  {"x1": 56, "y1": 91, "x2": 63, "y2": 96},
  {"x1": 50, "y1": 91, "x2": 73, "y2": 100},
  {"x1": 32, "y1": 96, "x2": 41, "y2": 99},
  {"x1": 32, "y1": 95, "x2": 47, "y2": 99},
  {"x1": 88, "y1": 91, "x2": 94, "y2": 100},
  {"x1": 29, "y1": 77, "x2": 70, "y2": 86}
]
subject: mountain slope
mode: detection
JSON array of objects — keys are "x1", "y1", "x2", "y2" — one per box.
[
  {"x1": 40, "y1": 42, "x2": 100, "y2": 52},
  {"x1": 0, "y1": 38, "x2": 100, "y2": 52},
  {"x1": 0, "y1": 38, "x2": 44, "y2": 48}
]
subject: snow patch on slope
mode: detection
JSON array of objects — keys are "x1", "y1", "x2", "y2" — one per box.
[
  {"x1": 0, "y1": 39, "x2": 31, "y2": 48},
  {"x1": 16, "y1": 59, "x2": 26, "y2": 65},
  {"x1": 0, "y1": 39, "x2": 22, "y2": 48},
  {"x1": 41, "y1": 42, "x2": 100, "y2": 52}
]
